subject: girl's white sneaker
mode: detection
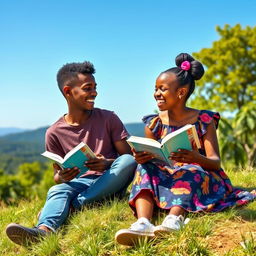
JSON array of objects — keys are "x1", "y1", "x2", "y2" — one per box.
[
  {"x1": 115, "y1": 217, "x2": 155, "y2": 246},
  {"x1": 154, "y1": 214, "x2": 190, "y2": 236}
]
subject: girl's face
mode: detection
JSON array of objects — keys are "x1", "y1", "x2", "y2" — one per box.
[{"x1": 154, "y1": 72, "x2": 181, "y2": 111}]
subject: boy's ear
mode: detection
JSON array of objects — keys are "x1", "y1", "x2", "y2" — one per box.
[{"x1": 63, "y1": 85, "x2": 71, "y2": 97}]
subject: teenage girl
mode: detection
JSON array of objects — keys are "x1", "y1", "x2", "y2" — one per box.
[{"x1": 115, "y1": 53, "x2": 256, "y2": 246}]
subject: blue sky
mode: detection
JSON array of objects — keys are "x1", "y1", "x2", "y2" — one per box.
[{"x1": 1, "y1": 0, "x2": 255, "y2": 129}]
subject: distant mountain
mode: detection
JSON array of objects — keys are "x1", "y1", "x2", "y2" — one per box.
[
  {"x1": 0, "y1": 123, "x2": 144, "y2": 145},
  {"x1": 1, "y1": 126, "x2": 48, "y2": 145},
  {"x1": 0, "y1": 123, "x2": 144, "y2": 173},
  {"x1": 0, "y1": 127, "x2": 28, "y2": 137},
  {"x1": 125, "y1": 122, "x2": 144, "y2": 137}
]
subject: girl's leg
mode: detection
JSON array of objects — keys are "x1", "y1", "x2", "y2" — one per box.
[
  {"x1": 115, "y1": 190, "x2": 156, "y2": 246},
  {"x1": 169, "y1": 206, "x2": 186, "y2": 216},
  {"x1": 135, "y1": 190, "x2": 155, "y2": 220},
  {"x1": 154, "y1": 206, "x2": 188, "y2": 235}
]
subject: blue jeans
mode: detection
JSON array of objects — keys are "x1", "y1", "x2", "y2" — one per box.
[{"x1": 37, "y1": 154, "x2": 136, "y2": 231}]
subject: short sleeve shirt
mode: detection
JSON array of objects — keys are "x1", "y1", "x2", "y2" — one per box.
[{"x1": 45, "y1": 108, "x2": 129, "y2": 175}]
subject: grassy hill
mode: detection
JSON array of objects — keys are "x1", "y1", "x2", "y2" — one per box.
[{"x1": 1, "y1": 168, "x2": 256, "y2": 256}]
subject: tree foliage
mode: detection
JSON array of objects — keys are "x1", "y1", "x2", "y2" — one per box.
[
  {"x1": 0, "y1": 161, "x2": 54, "y2": 204},
  {"x1": 191, "y1": 24, "x2": 256, "y2": 167},
  {"x1": 192, "y1": 24, "x2": 256, "y2": 112}
]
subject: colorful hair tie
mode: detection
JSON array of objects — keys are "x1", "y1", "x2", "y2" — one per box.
[{"x1": 180, "y1": 61, "x2": 191, "y2": 71}]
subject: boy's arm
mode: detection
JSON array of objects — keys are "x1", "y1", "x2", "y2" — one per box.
[
  {"x1": 114, "y1": 139, "x2": 133, "y2": 155},
  {"x1": 85, "y1": 139, "x2": 132, "y2": 172}
]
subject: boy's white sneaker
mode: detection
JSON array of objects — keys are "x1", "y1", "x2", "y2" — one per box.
[
  {"x1": 115, "y1": 217, "x2": 155, "y2": 246},
  {"x1": 154, "y1": 214, "x2": 189, "y2": 235}
]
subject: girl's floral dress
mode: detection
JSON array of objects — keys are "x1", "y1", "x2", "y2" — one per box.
[{"x1": 129, "y1": 110, "x2": 255, "y2": 214}]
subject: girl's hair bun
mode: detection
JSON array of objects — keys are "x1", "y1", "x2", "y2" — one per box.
[{"x1": 175, "y1": 53, "x2": 204, "y2": 80}]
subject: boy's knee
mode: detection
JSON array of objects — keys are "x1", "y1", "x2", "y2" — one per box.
[
  {"x1": 117, "y1": 154, "x2": 137, "y2": 169},
  {"x1": 110, "y1": 154, "x2": 137, "y2": 178},
  {"x1": 47, "y1": 183, "x2": 69, "y2": 197}
]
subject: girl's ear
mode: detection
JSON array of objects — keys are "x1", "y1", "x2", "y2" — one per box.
[
  {"x1": 178, "y1": 87, "x2": 188, "y2": 99},
  {"x1": 63, "y1": 85, "x2": 71, "y2": 97}
]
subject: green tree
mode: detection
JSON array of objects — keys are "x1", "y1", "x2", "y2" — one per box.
[
  {"x1": 0, "y1": 169, "x2": 24, "y2": 204},
  {"x1": 16, "y1": 162, "x2": 45, "y2": 198},
  {"x1": 191, "y1": 24, "x2": 256, "y2": 167},
  {"x1": 37, "y1": 162, "x2": 55, "y2": 198}
]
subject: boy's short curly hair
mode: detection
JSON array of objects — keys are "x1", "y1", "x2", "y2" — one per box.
[{"x1": 57, "y1": 61, "x2": 96, "y2": 94}]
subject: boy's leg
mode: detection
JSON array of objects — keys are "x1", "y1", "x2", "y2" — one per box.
[
  {"x1": 36, "y1": 177, "x2": 95, "y2": 231},
  {"x1": 6, "y1": 177, "x2": 96, "y2": 245},
  {"x1": 72, "y1": 154, "x2": 137, "y2": 208}
]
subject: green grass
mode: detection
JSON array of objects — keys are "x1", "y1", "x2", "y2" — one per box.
[{"x1": 1, "y1": 168, "x2": 256, "y2": 256}]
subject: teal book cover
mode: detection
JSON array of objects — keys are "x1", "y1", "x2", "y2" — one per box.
[
  {"x1": 129, "y1": 142, "x2": 166, "y2": 162},
  {"x1": 62, "y1": 149, "x2": 90, "y2": 177},
  {"x1": 41, "y1": 142, "x2": 96, "y2": 178},
  {"x1": 162, "y1": 131, "x2": 192, "y2": 156},
  {"x1": 161, "y1": 131, "x2": 193, "y2": 166}
]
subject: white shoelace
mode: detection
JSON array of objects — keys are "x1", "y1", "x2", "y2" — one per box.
[{"x1": 130, "y1": 217, "x2": 154, "y2": 231}]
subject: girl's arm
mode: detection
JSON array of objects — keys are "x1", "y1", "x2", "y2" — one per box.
[
  {"x1": 197, "y1": 120, "x2": 221, "y2": 170},
  {"x1": 145, "y1": 126, "x2": 157, "y2": 139}
]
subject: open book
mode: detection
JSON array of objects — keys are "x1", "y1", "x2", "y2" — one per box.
[
  {"x1": 127, "y1": 124, "x2": 201, "y2": 167},
  {"x1": 41, "y1": 142, "x2": 96, "y2": 178}
]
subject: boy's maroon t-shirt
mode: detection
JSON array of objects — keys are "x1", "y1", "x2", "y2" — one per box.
[{"x1": 45, "y1": 108, "x2": 129, "y2": 176}]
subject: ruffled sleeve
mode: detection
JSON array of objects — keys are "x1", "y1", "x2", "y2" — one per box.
[
  {"x1": 142, "y1": 114, "x2": 163, "y2": 140},
  {"x1": 198, "y1": 110, "x2": 220, "y2": 136}
]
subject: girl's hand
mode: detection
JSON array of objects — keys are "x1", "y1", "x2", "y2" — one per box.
[
  {"x1": 53, "y1": 163, "x2": 80, "y2": 183},
  {"x1": 85, "y1": 154, "x2": 111, "y2": 172},
  {"x1": 169, "y1": 149, "x2": 202, "y2": 164},
  {"x1": 132, "y1": 148, "x2": 154, "y2": 164}
]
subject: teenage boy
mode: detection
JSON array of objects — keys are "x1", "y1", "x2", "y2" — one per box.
[{"x1": 6, "y1": 61, "x2": 137, "y2": 246}]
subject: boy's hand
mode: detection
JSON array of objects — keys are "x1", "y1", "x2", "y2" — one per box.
[
  {"x1": 53, "y1": 163, "x2": 80, "y2": 182},
  {"x1": 132, "y1": 148, "x2": 154, "y2": 164},
  {"x1": 169, "y1": 149, "x2": 201, "y2": 164},
  {"x1": 85, "y1": 154, "x2": 111, "y2": 172}
]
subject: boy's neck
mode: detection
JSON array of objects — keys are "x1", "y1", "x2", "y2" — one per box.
[{"x1": 64, "y1": 109, "x2": 92, "y2": 126}]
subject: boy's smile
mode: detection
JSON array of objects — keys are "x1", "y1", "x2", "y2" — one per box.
[{"x1": 67, "y1": 73, "x2": 98, "y2": 111}]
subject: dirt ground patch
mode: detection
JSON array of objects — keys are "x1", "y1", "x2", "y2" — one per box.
[{"x1": 207, "y1": 218, "x2": 256, "y2": 255}]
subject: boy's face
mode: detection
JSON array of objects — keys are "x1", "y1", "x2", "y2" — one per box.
[{"x1": 65, "y1": 73, "x2": 97, "y2": 111}]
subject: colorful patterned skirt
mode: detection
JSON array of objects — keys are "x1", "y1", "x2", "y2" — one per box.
[{"x1": 129, "y1": 162, "x2": 255, "y2": 214}]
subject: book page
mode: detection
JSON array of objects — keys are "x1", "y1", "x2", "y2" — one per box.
[
  {"x1": 161, "y1": 124, "x2": 193, "y2": 145},
  {"x1": 64, "y1": 142, "x2": 95, "y2": 161},
  {"x1": 79, "y1": 144, "x2": 96, "y2": 159},
  {"x1": 41, "y1": 151, "x2": 64, "y2": 164},
  {"x1": 161, "y1": 130, "x2": 193, "y2": 159},
  {"x1": 191, "y1": 125, "x2": 201, "y2": 149},
  {"x1": 127, "y1": 136, "x2": 161, "y2": 148},
  {"x1": 128, "y1": 141, "x2": 167, "y2": 162}
]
